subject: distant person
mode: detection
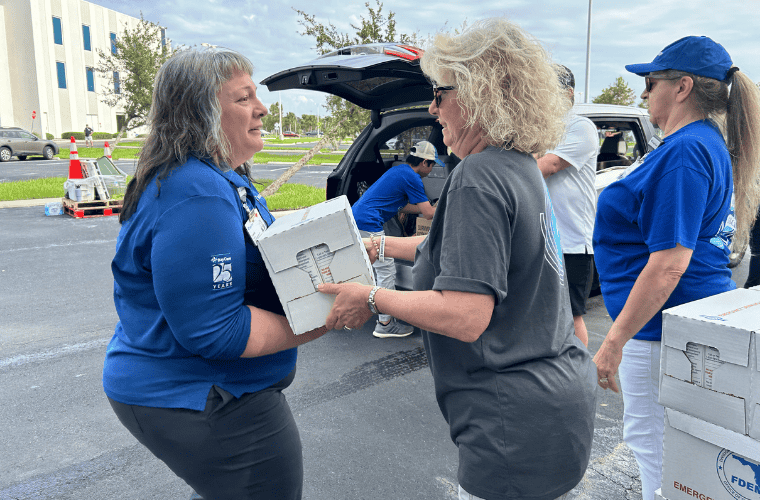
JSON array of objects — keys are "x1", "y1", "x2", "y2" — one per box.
[
  {"x1": 537, "y1": 65, "x2": 598, "y2": 346},
  {"x1": 744, "y1": 208, "x2": 760, "y2": 288},
  {"x1": 320, "y1": 17, "x2": 596, "y2": 500},
  {"x1": 351, "y1": 140, "x2": 440, "y2": 338},
  {"x1": 103, "y1": 47, "x2": 330, "y2": 500},
  {"x1": 593, "y1": 36, "x2": 760, "y2": 500},
  {"x1": 84, "y1": 124, "x2": 93, "y2": 147}
]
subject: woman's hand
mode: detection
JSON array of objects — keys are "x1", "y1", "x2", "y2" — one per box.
[
  {"x1": 592, "y1": 335, "x2": 623, "y2": 393},
  {"x1": 318, "y1": 282, "x2": 374, "y2": 330},
  {"x1": 362, "y1": 238, "x2": 378, "y2": 264}
]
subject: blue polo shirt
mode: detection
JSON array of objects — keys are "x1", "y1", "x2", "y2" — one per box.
[
  {"x1": 593, "y1": 120, "x2": 736, "y2": 341},
  {"x1": 103, "y1": 156, "x2": 296, "y2": 410},
  {"x1": 352, "y1": 164, "x2": 428, "y2": 232}
]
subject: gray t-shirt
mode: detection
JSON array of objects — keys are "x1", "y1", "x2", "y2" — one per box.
[{"x1": 413, "y1": 146, "x2": 597, "y2": 500}]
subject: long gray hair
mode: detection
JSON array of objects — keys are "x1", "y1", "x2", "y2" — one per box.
[{"x1": 119, "y1": 47, "x2": 255, "y2": 222}]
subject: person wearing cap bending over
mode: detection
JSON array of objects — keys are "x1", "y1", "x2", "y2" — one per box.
[
  {"x1": 537, "y1": 66, "x2": 598, "y2": 346},
  {"x1": 351, "y1": 140, "x2": 440, "y2": 338},
  {"x1": 593, "y1": 36, "x2": 760, "y2": 500}
]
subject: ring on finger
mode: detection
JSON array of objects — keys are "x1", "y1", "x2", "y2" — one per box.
[
  {"x1": 599, "y1": 377, "x2": 608, "y2": 383},
  {"x1": 343, "y1": 326, "x2": 352, "y2": 331}
]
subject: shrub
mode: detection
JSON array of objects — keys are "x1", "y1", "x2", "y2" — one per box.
[
  {"x1": 62, "y1": 132, "x2": 85, "y2": 140},
  {"x1": 46, "y1": 133, "x2": 54, "y2": 140},
  {"x1": 93, "y1": 132, "x2": 114, "y2": 139}
]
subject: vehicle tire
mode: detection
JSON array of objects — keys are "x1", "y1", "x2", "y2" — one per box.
[
  {"x1": 43, "y1": 146, "x2": 55, "y2": 160},
  {"x1": 0, "y1": 147, "x2": 11, "y2": 162},
  {"x1": 17, "y1": 155, "x2": 27, "y2": 161}
]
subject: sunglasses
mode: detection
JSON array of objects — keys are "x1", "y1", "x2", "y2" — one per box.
[
  {"x1": 433, "y1": 85, "x2": 456, "y2": 107},
  {"x1": 645, "y1": 75, "x2": 680, "y2": 93}
]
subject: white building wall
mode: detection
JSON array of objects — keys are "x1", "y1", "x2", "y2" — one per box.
[{"x1": 0, "y1": 0, "x2": 152, "y2": 138}]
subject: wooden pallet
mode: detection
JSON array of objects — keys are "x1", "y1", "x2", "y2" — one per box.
[{"x1": 62, "y1": 197, "x2": 123, "y2": 218}]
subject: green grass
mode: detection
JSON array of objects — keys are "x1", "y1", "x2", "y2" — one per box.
[
  {"x1": 0, "y1": 176, "x2": 325, "y2": 210},
  {"x1": 251, "y1": 152, "x2": 344, "y2": 164},
  {"x1": 57, "y1": 147, "x2": 140, "y2": 160}
]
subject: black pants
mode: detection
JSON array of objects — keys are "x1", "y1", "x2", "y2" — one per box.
[{"x1": 108, "y1": 370, "x2": 302, "y2": 500}]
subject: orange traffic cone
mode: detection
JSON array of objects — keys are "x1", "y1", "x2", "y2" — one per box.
[
  {"x1": 68, "y1": 136, "x2": 83, "y2": 179},
  {"x1": 104, "y1": 141, "x2": 111, "y2": 160}
]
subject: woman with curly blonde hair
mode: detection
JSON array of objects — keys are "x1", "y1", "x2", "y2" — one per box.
[{"x1": 320, "y1": 18, "x2": 596, "y2": 500}]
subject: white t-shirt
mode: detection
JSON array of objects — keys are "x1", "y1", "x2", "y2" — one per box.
[{"x1": 545, "y1": 112, "x2": 598, "y2": 254}]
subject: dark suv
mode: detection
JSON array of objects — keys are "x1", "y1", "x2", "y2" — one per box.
[
  {"x1": 0, "y1": 127, "x2": 59, "y2": 162},
  {"x1": 262, "y1": 43, "x2": 663, "y2": 289}
]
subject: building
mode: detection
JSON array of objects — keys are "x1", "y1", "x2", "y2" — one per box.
[{"x1": 0, "y1": 0, "x2": 160, "y2": 138}]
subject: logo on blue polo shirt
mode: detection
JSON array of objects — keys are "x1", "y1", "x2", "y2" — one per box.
[
  {"x1": 540, "y1": 184, "x2": 565, "y2": 285},
  {"x1": 717, "y1": 449, "x2": 760, "y2": 499},
  {"x1": 211, "y1": 253, "x2": 233, "y2": 289}
]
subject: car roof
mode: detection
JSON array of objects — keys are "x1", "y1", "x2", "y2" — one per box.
[
  {"x1": 573, "y1": 103, "x2": 649, "y2": 118},
  {"x1": 261, "y1": 43, "x2": 430, "y2": 112}
]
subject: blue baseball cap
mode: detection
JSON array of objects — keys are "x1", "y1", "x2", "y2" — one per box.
[{"x1": 625, "y1": 36, "x2": 734, "y2": 81}]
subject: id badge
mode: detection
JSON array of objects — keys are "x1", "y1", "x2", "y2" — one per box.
[{"x1": 244, "y1": 208, "x2": 268, "y2": 244}]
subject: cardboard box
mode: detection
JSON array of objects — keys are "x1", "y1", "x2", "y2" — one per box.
[
  {"x1": 415, "y1": 215, "x2": 432, "y2": 236},
  {"x1": 255, "y1": 196, "x2": 375, "y2": 335},
  {"x1": 661, "y1": 408, "x2": 760, "y2": 500},
  {"x1": 660, "y1": 288, "x2": 760, "y2": 435},
  {"x1": 654, "y1": 489, "x2": 667, "y2": 500}
]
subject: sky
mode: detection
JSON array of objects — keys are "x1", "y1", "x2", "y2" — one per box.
[{"x1": 86, "y1": 0, "x2": 760, "y2": 117}]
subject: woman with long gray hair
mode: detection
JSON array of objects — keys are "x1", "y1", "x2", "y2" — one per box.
[
  {"x1": 320, "y1": 18, "x2": 597, "y2": 500},
  {"x1": 103, "y1": 47, "x2": 328, "y2": 499}
]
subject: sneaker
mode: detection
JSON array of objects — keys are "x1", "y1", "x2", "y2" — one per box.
[{"x1": 373, "y1": 318, "x2": 414, "y2": 338}]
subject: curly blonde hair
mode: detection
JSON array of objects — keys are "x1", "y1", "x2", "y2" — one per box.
[{"x1": 421, "y1": 17, "x2": 571, "y2": 155}]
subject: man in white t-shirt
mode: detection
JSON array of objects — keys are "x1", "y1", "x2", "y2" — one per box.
[{"x1": 537, "y1": 66, "x2": 598, "y2": 346}]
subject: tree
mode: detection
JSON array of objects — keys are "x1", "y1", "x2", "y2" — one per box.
[
  {"x1": 95, "y1": 14, "x2": 175, "y2": 145},
  {"x1": 593, "y1": 77, "x2": 637, "y2": 106},
  {"x1": 259, "y1": 1, "x2": 419, "y2": 196},
  {"x1": 294, "y1": 0, "x2": 418, "y2": 141},
  {"x1": 262, "y1": 102, "x2": 281, "y2": 133},
  {"x1": 284, "y1": 112, "x2": 298, "y2": 133},
  {"x1": 300, "y1": 114, "x2": 318, "y2": 133}
]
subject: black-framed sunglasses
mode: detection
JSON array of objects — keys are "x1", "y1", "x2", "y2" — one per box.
[
  {"x1": 433, "y1": 85, "x2": 456, "y2": 107},
  {"x1": 645, "y1": 75, "x2": 680, "y2": 93}
]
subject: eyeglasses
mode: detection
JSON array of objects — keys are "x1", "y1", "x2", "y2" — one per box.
[
  {"x1": 645, "y1": 76, "x2": 680, "y2": 93},
  {"x1": 433, "y1": 85, "x2": 455, "y2": 107}
]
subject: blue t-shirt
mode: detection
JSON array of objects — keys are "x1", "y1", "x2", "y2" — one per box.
[
  {"x1": 593, "y1": 120, "x2": 736, "y2": 341},
  {"x1": 103, "y1": 156, "x2": 297, "y2": 410},
  {"x1": 352, "y1": 164, "x2": 429, "y2": 232}
]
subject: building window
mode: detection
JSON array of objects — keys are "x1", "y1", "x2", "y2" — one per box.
[
  {"x1": 82, "y1": 25, "x2": 91, "y2": 51},
  {"x1": 56, "y1": 62, "x2": 67, "y2": 89},
  {"x1": 86, "y1": 68, "x2": 95, "y2": 92},
  {"x1": 113, "y1": 71, "x2": 121, "y2": 94},
  {"x1": 110, "y1": 32, "x2": 117, "y2": 54},
  {"x1": 52, "y1": 17, "x2": 63, "y2": 45}
]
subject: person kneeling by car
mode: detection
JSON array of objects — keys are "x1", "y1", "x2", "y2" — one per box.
[{"x1": 351, "y1": 140, "x2": 440, "y2": 338}]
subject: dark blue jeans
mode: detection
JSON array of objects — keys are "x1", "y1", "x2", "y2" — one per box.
[
  {"x1": 108, "y1": 370, "x2": 302, "y2": 500},
  {"x1": 745, "y1": 208, "x2": 760, "y2": 288}
]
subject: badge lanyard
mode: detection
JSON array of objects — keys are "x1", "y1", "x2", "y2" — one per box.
[{"x1": 237, "y1": 187, "x2": 268, "y2": 244}]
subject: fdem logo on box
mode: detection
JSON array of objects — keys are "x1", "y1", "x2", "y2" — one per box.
[{"x1": 717, "y1": 449, "x2": 760, "y2": 499}]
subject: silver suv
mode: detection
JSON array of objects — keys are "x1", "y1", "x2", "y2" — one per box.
[
  {"x1": 0, "y1": 127, "x2": 59, "y2": 162},
  {"x1": 262, "y1": 44, "x2": 663, "y2": 290}
]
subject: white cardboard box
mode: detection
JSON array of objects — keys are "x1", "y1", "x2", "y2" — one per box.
[
  {"x1": 654, "y1": 488, "x2": 667, "y2": 500},
  {"x1": 255, "y1": 196, "x2": 375, "y2": 335},
  {"x1": 660, "y1": 288, "x2": 760, "y2": 435},
  {"x1": 661, "y1": 408, "x2": 760, "y2": 500}
]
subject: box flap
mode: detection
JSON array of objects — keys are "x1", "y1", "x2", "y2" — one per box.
[
  {"x1": 659, "y1": 374, "x2": 746, "y2": 433},
  {"x1": 262, "y1": 196, "x2": 351, "y2": 237},
  {"x1": 666, "y1": 408, "x2": 760, "y2": 461},
  {"x1": 258, "y1": 210, "x2": 356, "y2": 273}
]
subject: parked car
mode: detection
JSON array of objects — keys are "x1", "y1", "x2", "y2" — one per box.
[
  {"x1": 304, "y1": 130, "x2": 323, "y2": 137},
  {"x1": 0, "y1": 127, "x2": 59, "y2": 161},
  {"x1": 262, "y1": 43, "x2": 665, "y2": 291},
  {"x1": 282, "y1": 131, "x2": 300, "y2": 137}
]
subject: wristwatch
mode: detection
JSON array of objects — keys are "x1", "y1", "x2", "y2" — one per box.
[{"x1": 367, "y1": 286, "x2": 381, "y2": 314}]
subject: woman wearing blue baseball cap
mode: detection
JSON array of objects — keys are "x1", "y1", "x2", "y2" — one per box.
[{"x1": 593, "y1": 36, "x2": 760, "y2": 500}]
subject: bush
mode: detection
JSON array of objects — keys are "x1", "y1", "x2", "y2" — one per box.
[
  {"x1": 93, "y1": 132, "x2": 114, "y2": 139},
  {"x1": 46, "y1": 133, "x2": 54, "y2": 140},
  {"x1": 62, "y1": 132, "x2": 85, "y2": 140}
]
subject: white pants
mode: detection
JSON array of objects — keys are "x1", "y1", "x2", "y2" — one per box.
[
  {"x1": 458, "y1": 485, "x2": 569, "y2": 500},
  {"x1": 360, "y1": 230, "x2": 395, "y2": 323},
  {"x1": 619, "y1": 339, "x2": 664, "y2": 500}
]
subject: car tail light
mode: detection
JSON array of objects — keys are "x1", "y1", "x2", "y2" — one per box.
[{"x1": 384, "y1": 44, "x2": 424, "y2": 61}]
